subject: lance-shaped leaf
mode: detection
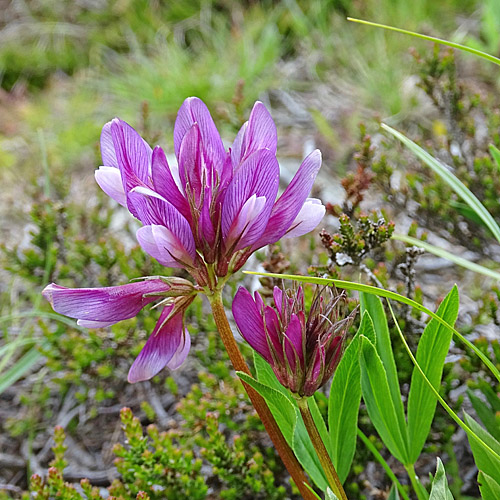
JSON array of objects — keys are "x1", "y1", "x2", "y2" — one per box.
[
  {"x1": 468, "y1": 389, "x2": 500, "y2": 441},
  {"x1": 429, "y1": 458, "x2": 454, "y2": 500},
  {"x1": 360, "y1": 335, "x2": 409, "y2": 464},
  {"x1": 479, "y1": 471, "x2": 500, "y2": 500},
  {"x1": 407, "y1": 286, "x2": 459, "y2": 463},
  {"x1": 464, "y1": 413, "x2": 500, "y2": 484},
  {"x1": 328, "y1": 312, "x2": 372, "y2": 482},
  {"x1": 360, "y1": 293, "x2": 409, "y2": 463}
]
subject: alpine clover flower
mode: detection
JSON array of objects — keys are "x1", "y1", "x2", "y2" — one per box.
[
  {"x1": 232, "y1": 285, "x2": 356, "y2": 397},
  {"x1": 42, "y1": 97, "x2": 325, "y2": 383}
]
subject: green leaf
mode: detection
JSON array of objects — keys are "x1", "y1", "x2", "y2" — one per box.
[
  {"x1": 429, "y1": 458, "x2": 454, "y2": 500},
  {"x1": 381, "y1": 123, "x2": 500, "y2": 245},
  {"x1": 393, "y1": 235, "x2": 500, "y2": 281},
  {"x1": 468, "y1": 390, "x2": 500, "y2": 441},
  {"x1": 407, "y1": 286, "x2": 459, "y2": 463},
  {"x1": 477, "y1": 382, "x2": 500, "y2": 413},
  {"x1": 244, "y1": 271, "x2": 500, "y2": 385},
  {"x1": 249, "y1": 355, "x2": 329, "y2": 490},
  {"x1": 325, "y1": 488, "x2": 340, "y2": 500},
  {"x1": 388, "y1": 484, "x2": 400, "y2": 500},
  {"x1": 328, "y1": 313, "x2": 369, "y2": 482},
  {"x1": 449, "y1": 200, "x2": 489, "y2": 230},
  {"x1": 479, "y1": 471, "x2": 500, "y2": 500},
  {"x1": 0, "y1": 346, "x2": 44, "y2": 395},
  {"x1": 359, "y1": 335, "x2": 409, "y2": 463},
  {"x1": 489, "y1": 144, "x2": 500, "y2": 168},
  {"x1": 463, "y1": 413, "x2": 500, "y2": 483},
  {"x1": 237, "y1": 371, "x2": 297, "y2": 439},
  {"x1": 346, "y1": 18, "x2": 500, "y2": 67},
  {"x1": 359, "y1": 293, "x2": 406, "y2": 440}
]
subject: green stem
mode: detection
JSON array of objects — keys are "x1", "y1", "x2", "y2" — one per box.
[
  {"x1": 208, "y1": 290, "x2": 316, "y2": 500},
  {"x1": 357, "y1": 429, "x2": 410, "y2": 500},
  {"x1": 405, "y1": 464, "x2": 428, "y2": 500},
  {"x1": 297, "y1": 397, "x2": 348, "y2": 500}
]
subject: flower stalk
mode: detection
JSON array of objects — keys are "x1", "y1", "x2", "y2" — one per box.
[
  {"x1": 296, "y1": 397, "x2": 347, "y2": 500},
  {"x1": 208, "y1": 290, "x2": 316, "y2": 500}
]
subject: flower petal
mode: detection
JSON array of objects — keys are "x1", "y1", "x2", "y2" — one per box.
[
  {"x1": 136, "y1": 225, "x2": 191, "y2": 268},
  {"x1": 177, "y1": 123, "x2": 205, "y2": 198},
  {"x1": 273, "y1": 287, "x2": 283, "y2": 315},
  {"x1": 166, "y1": 330, "x2": 191, "y2": 370},
  {"x1": 221, "y1": 149, "x2": 280, "y2": 251},
  {"x1": 174, "y1": 97, "x2": 226, "y2": 170},
  {"x1": 254, "y1": 149, "x2": 322, "y2": 248},
  {"x1": 225, "y1": 194, "x2": 267, "y2": 249},
  {"x1": 232, "y1": 288, "x2": 272, "y2": 362},
  {"x1": 129, "y1": 190, "x2": 196, "y2": 264},
  {"x1": 77, "y1": 319, "x2": 115, "y2": 328},
  {"x1": 283, "y1": 314, "x2": 304, "y2": 369},
  {"x1": 95, "y1": 166, "x2": 127, "y2": 207},
  {"x1": 283, "y1": 198, "x2": 325, "y2": 239},
  {"x1": 231, "y1": 102, "x2": 277, "y2": 168},
  {"x1": 128, "y1": 307, "x2": 185, "y2": 383},
  {"x1": 100, "y1": 121, "x2": 118, "y2": 167},
  {"x1": 42, "y1": 280, "x2": 170, "y2": 325},
  {"x1": 110, "y1": 118, "x2": 152, "y2": 192},
  {"x1": 151, "y1": 146, "x2": 190, "y2": 220}
]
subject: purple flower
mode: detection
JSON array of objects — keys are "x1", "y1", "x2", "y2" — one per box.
[
  {"x1": 43, "y1": 97, "x2": 325, "y2": 382},
  {"x1": 42, "y1": 278, "x2": 196, "y2": 382},
  {"x1": 232, "y1": 285, "x2": 356, "y2": 397},
  {"x1": 95, "y1": 97, "x2": 325, "y2": 282}
]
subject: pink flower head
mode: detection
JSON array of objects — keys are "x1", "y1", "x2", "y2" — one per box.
[
  {"x1": 95, "y1": 97, "x2": 325, "y2": 284},
  {"x1": 232, "y1": 285, "x2": 356, "y2": 397},
  {"x1": 43, "y1": 97, "x2": 325, "y2": 383}
]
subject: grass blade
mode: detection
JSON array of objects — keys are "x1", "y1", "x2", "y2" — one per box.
[
  {"x1": 347, "y1": 18, "x2": 500, "y2": 67},
  {"x1": 0, "y1": 346, "x2": 44, "y2": 395},
  {"x1": 393, "y1": 234, "x2": 500, "y2": 281},
  {"x1": 382, "y1": 124, "x2": 500, "y2": 245}
]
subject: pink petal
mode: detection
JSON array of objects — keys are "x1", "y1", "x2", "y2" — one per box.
[
  {"x1": 128, "y1": 189, "x2": 196, "y2": 264},
  {"x1": 283, "y1": 314, "x2": 304, "y2": 368},
  {"x1": 128, "y1": 307, "x2": 187, "y2": 383},
  {"x1": 221, "y1": 149, "x2": 280, "y2": 251},
  {"x1": 232, "y1": 288, "x2": 271, "y2": 362},
  {"x1": 225, "y1": 194, "x2": 267, "y2": 249},
  {"x1": 110, "y1": 118, "x2": 152, "y2": 193},
  {"x1": 283, "y1": 198, "x2": 325, "y2": 239},
  {"x1": 100, "y1": 121, "x2": 118, "y2": 167},
  {"x1": 42, "y1": 280, "x2": 170, "y2": 325},
  {"x1": 174, "y1": 97, "x2": 226, "y2": 171},
  {"x1": 95, "y1": 166, "x2": 127, "y2": 207},
  {"x1": 166, "y1": 330, "x2": 191, "y2": 370},
  {"x1": 136, "y1": 225, "x2": 190, "y2": 268},
  {"x1": 254, "y1": 149, "x2": 322, "y2": 248},
  {"x1": 231, "y1": 102, "x2": 277, "y2": 168},
  {"x1": 151, "y1": 146, "x2": 190, "y2": 220}
]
